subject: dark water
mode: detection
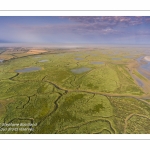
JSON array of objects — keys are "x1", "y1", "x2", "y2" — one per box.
[
  {"x1": 91, "y1": 61, "x2": 104, "y2": 65},
  {"x1": 38, "y1": 60, "x2": 48, "y2": 62},
  {"x1": 71, "y1": 67, "x2": 91, "y2": 74},
  {"x1": 16, "y1": 67, "x2": 41, "y2": 73}
]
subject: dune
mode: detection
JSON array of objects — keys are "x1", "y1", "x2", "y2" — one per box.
[{"x1": 144, "y1": 56, "x2": 150, "y2": 61}]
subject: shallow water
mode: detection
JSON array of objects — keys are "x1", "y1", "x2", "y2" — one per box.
[
  {"x1": 137, "y1": 56, "x2": 150, "y2": 80},
  {"x1": 135, "y1": 78, "x2": 143, "y2": 87},
  {"x1": 112, "y1": 58, "x2": 121, "y2": 60},
  {"x1": 75, "y1": 58, "x2": 83, "y2": 60},
  {"x1": 138, "y1": 69, "x2": 150, "y2": 80},
  {"x1": 124, "y1": 55, "x2": 134, "y2": 58},
  {"x1": 91, "y1": 61, "x2": 104, "y2": 65},
  {"x1": 38, "y1": 60, "x2": 48, "y2": 62},
  {"x1": 16, "y1": 67, "x2": 41, "y2": 73},
  {"x1": 137, "y1": 56, "x2": 143, "y2": 63},
  {"x1": 141, "y1": 61, "x2": 150, "y2": 71},
  {"x1": 0, "y1": 59, "x2": 4, "y2": 63},
  {"x1": 71, "y1": 67, "x2": 91, "y2": 74}
]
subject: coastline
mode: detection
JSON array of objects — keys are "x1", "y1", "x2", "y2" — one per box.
[{"x1": 144, "y1": 56, "x2": 150, "y2": 61}]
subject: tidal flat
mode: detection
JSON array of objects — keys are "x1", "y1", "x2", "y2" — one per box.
[{"x1": 0, "y1": 46, "x2": 150, "y2": 134}]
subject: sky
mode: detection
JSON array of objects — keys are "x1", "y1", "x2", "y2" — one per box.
[{"x1": 0, "y1": 16, "x2": 150, "y2": 45}]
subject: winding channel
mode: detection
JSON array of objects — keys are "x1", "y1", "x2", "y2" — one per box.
[
  {"x1": 124, "y1": 113, "x2": 150, "y2": 133},
  {"x1": 1, "y1": 53, "x2": 150, "y2": 133},
  {"x1": 55, "y1": 117, "x2": 116, "y2": 134}
]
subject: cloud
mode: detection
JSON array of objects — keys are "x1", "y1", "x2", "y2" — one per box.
[
  {"x1": 11, "y1": 22, "x2": 121, "y2": 38},
  {"x1": 64, "y1": 16, "x2": 145, "y2": 27},
  {"x1": 10, "y1": 16, "x2": 149, "y2": 39},
  {"x1": 145, "y1": 17, "x2": 150, "y2": 22},
  {"x1": 2, "y1": 16, "x2": 150, "y2": 44}
]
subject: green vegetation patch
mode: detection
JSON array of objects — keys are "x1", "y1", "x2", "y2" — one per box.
[
  {"x1": 0, "y1": 49, "x2": 149, "y2": 134},
  {"x1": 109, "y1": 96, "x2": 150, "y2": 133},
  {"x1": 35, "y1": 92, "x2": 114, "y2": 134}
]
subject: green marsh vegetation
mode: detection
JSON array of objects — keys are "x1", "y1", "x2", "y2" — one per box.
[{"x1": 0, "y1": 47, "x2": 150, "y2": 134}]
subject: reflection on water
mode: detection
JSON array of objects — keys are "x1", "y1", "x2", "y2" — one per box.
[
  {"x1": 141, "y1": 61, "x2": 150, "y2": 71},
  {"x1": 135, "y1": 78, "x2": 143, "y2": 87},
  {"x1": 138, "y1": 69, "x2": 150, "y2": 80},
  {"x1": 16, "y1": 67, "x2": 41, "y2": 73},
  {"x1": 75, "y1": 58, "x2": 83, "y2": 60},
  {"x1": 71, "y1": 67, "x2": 91, "y2": 74},
  {"x1": 124, "y1": 55, "x2": 134, "y2": 58},
  {"x1": 38, "y1": 60, "x2": 48, "y2": 62},
  {"x1": 137, "y1": 56, "x2": 144, "y2": 63},
  {"x1": 137, "y1": 56, "x2": 150, "y2": 80},
  {"x1": 91, "y1": 61, "x2": 104, "y2": 65},
  {"x1": 0, "y1": 59, "x2": 3, "y2": 63}
]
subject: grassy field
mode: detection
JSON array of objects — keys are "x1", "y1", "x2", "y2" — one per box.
[{"x1": 0, "y1": 47, "x2": 150, "y2": 134}]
